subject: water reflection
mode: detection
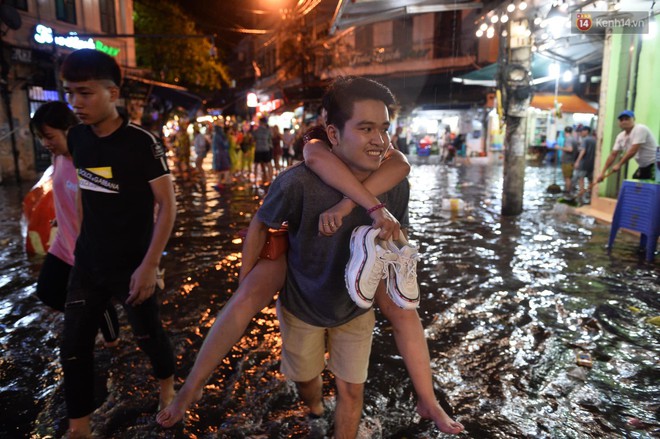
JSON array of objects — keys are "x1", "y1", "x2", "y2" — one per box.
[{"x1": 0, "y1": 161, "x2": 658, "y2": 438}]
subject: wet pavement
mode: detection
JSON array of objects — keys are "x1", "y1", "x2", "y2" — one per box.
[{"x1": 1, "y1": 157, "x2": 659, "y2": 438}]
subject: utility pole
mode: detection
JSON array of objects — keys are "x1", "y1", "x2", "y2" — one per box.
[
  {"x1": 500, "y1": 19, "x2": 533, "y2": 216},
  {"x1": 0, "y1": 4, "x2": 22, "y2": 183}
]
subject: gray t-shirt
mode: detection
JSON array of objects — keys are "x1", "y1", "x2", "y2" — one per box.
[
  {"x1": 253, "y1": 125, "x2": 272, "y2": 152},
  {"x1": 562, "y1": 135, "x2": 578, "y2": 164},
  {"x1": 577, "y1": 135, "x2": 596, "y2": 172},
  {"x1": 257, "y1": 163, "x2": 410, "y2": 327}
]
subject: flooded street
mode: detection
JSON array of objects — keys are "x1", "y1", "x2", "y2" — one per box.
[{"x1": 1, "y1": 158, "x2": 659, "y2": 438}]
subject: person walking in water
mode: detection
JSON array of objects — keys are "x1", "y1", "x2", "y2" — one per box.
[
  {"x1": 31, "y1": 101, "x2": 120, "y2": 348},
  {"x1": 158, "y1": 76, "x2": 463, "y2": 437},
  {"x1": 59, "y1": 48, "x2": 176, "y2": 438}
]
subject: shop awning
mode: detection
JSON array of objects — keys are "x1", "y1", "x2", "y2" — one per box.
[
  {"x1": 123, "y1": 74, "x2": 203, "y2": 112},
  {"x1": 531, "y1": 93, "x2": 597, "y2": 114},
  {"x1": 452, "y1": 53, "x2": 571, "y2": 87}
]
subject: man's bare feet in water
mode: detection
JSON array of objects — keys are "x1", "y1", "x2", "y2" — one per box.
[
  {"x1": 417, "y1": 400, "x2": 464, "y2": 434},
  {"x1": 156, "y1": 382, "x2": 203, "y2": 427}
]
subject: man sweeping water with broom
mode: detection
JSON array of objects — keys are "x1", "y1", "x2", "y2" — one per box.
[
  {"x1": 597, "y1": 110, "x2": 657, "y2": 183},
  {"x1": 560, "y1": 110, "x2": 657, "y2": 208}
]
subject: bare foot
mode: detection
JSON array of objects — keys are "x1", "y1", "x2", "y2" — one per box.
[
  {"x1": 417, "y1": 401, "x2": 464, "y2": 435},
  {"x1": 67, "y1": 415, "x2": 92, "y2": 438},
  {"x1": 156, "y1": 384, "x2": 203, "y2": 428},
  {"x1": 308, "y1": 400, "x2": 325, "y2": 418},
  {"x1": 104, "y1": 338, "x2": 120, "y2": 349}
]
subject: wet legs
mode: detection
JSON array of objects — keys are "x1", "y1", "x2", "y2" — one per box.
[
  {"x1": 375, "y1": 284, "x2": 464, "y2": 435},
  {"x1": 157, "y1": 256, "x2": 286, "y2": 427}
]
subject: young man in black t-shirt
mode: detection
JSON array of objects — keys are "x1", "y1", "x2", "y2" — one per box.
[{"x1": 60, "y1": 48, "x2": 176, "y2": 438}]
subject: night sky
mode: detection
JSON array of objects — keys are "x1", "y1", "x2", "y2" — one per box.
[{"x1": 170, "y1": 0, "x2": 303, "y2": 53}]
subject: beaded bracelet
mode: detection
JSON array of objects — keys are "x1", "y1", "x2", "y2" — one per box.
[{"x1": 366, "y1": 202, "x2": 386, "y2": 215}]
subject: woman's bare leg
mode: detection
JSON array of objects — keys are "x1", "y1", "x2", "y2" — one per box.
[
  {"x1": 157, "y1": 256, "x2": 286, "y2": 427},
  {"x1": 375, "y1": 285, "x2": 464, "y2": 435}
]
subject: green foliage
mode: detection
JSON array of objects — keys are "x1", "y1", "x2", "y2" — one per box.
[{"x1": 133, "y1": 0, "x2": 230, "y2": 92}]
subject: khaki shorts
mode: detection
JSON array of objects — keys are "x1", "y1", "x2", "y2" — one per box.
[
  {"x1": 561, "y1": 163, "x2": 574, "y2": 179},
  {"x1": 276, "y1": 300, "x2": 375, "y2": 384}
]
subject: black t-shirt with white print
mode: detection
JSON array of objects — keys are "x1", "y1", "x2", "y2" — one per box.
[{"x1": 68, "y1": 115, "x2": 169, "y2": 275}]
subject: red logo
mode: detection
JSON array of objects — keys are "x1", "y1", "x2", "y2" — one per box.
[{"x1": 576, "y1": 13, "x2": 592, "y2": 32}]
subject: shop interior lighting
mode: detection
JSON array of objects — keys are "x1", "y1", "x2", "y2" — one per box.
[{"x1": 548, "y1": 62, "x2": 561, "y2": 79}]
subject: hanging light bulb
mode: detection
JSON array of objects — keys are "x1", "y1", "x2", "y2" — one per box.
[
  {"x1": 476, "y1": 29, "x2": 484, "y2": 37},
  {"x1": 502, "y1": 30, "x2": 509, "y2": 37},
  {"x1": 480, "y1": 22, "x2": 489, "y2": 31},
  {"x1": 534, "y1": 15, "x2": 542, "y2": 25},
  {"x1": 507, "y1": 3, "x2": 516, "y2": 12},
  {"x1": 491, "y1": 14, "x2": 499, "y2": 23},
  {"x1": 486, "y1": 26, "x2": 495, "y2": 38},
  {"x1": 519, "y1": 1, "x2": 528, "y2": 11},
  {"x1": 548, "y1": 62, "x2": 560, "y2": 78},
  {"x1": 501, "y1": 14, "x2": 509, "y2": 23}
]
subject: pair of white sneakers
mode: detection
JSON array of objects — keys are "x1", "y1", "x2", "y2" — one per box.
[{"x1": 345, "y1": 225, "x2": 420, "y2": 310}]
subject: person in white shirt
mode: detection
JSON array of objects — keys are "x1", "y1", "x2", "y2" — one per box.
[{"x1": 598, "y1": 110, "x2": 657, "y2": 181}]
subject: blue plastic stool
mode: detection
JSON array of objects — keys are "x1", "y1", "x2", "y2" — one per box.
[{"x1": 607, "y1": 181, "x2": 660, "y2": 262}]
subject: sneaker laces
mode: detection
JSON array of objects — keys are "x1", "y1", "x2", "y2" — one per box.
[
  {"x1": 368, "y1": 245, "x2": 396, "y2": 291},
  {"x1": 390, "y1": 246, "x2": 420, "y2": 291}
]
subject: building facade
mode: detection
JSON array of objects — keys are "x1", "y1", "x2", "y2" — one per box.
[
  {"x1": 239, "y1": 5, "x2": 492, "y2": 117},
  {"x1": 0, "y1": 0, "x2": 136, "y2": 182}
]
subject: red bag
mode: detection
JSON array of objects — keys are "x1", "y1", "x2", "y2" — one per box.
[{"x1": 238, "y1": 225, "x2": 288, "y2": 260}]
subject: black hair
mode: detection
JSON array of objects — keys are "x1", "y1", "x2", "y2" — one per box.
[
  {"x1": 581, "y1": 126, "x2": 592, "y2": 133},
  {"x1": 30, "y1": 101, "x2": 78, "y2": 136},
  {"x1": 322, "y1": 76, "x2": 397, "y2": 132},
  {"x1": 60, "y1": 48, "x2": 122, "y2": 86},
  {"x1": 564, "y1": 126, "x2": 573, "y2": 133},
  {"x1": 303, "y1": 125, "x2": 330, "y2": 145}
]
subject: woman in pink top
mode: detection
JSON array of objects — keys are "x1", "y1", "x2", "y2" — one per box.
[{"x1": 31, "y1": 101, "x2": 120, "y2": 346}]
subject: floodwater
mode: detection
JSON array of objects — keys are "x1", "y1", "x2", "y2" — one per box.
[{"x1": 1, "y1": 157, "x2": 659, "y2": 438}]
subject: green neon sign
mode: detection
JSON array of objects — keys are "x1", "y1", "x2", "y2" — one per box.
[{"x1": 95, "y1": 40, "x2": 120, "y2": 57}]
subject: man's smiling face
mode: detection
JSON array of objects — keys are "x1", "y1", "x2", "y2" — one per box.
[{"x1": 328, "y1": 99, "x2": 391, "y2": 180}]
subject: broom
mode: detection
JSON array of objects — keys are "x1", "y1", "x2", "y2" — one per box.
[
  {"x1": 558, "y1": 168, "x2": 615, "y2": 207},
  {"x1": 546, "y1": 147, "x2": 562, "y2": 193}
]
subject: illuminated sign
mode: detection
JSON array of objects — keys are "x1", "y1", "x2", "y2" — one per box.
[
  {"x1": 33, "y1": 24, "x2": 120, "y2": 57},
  {"x1": 258, "y1": 99, "x2": 283, "y2": 113},
  {"x1": 246, "y1": 92, "x2": 258, "y2": 108}
]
